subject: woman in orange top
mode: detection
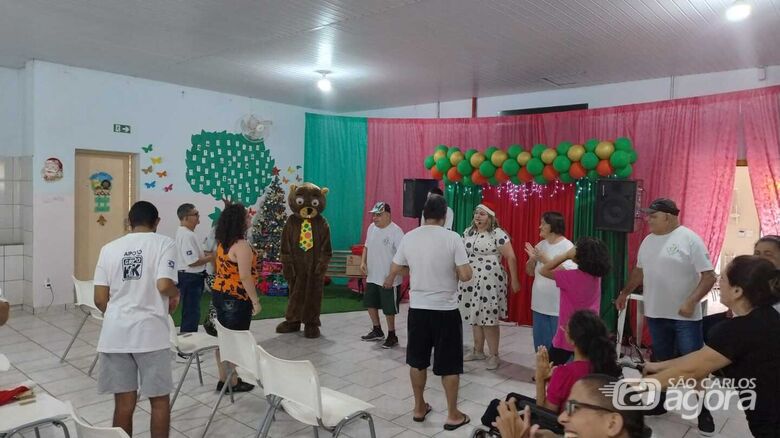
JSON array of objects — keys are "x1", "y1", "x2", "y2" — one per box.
[{"x1": 211, "y1": 203, "x2": 261, "y2": 392}]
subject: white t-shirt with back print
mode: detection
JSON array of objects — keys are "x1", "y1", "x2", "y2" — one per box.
[
  {"x1": 94, "y1": 232, "x2": 178, "y2": 353},
  {"x1": 531, "y1": 238, "x2": 578, "y2": 316},
  {"x1": 364, "y1": 222, "x2": 405, "y2": 287},
  {"x1": 637, "y1": 226, "x2": 713, "y2": 321},
  {"x1": 392, "y1": 225, "x2": 469, "y2": 311}
]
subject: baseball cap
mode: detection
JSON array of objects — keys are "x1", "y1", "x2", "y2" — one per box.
[
  {"x1": 369, "y1": 201, "x2": 390, "y2": 214},
  {"x1": 640, "y1": 198, "x2": 679, "y2": 216}
]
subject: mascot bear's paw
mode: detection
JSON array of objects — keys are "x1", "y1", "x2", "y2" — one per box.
[
  {"x1": 276, "y1": 321, "x2": 301, "y2": 333},
  {"x1": 303, "y1": 325, "x2": 321, "y2": 339}
]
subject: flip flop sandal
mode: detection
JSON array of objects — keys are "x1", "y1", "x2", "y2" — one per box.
[
  {"x1": 443, "y1": 414, "x2": 471, "y2": 431},
  {"x1": 412, "y1": 404, "x2": 433, "y2": 422}
]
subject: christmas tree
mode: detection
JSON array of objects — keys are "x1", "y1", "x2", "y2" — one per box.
[{"x1": 251, "y1": 174, "x2": 287, "y2": 262}]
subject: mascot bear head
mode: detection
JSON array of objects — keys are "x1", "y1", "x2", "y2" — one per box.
[{"x1": 288, "y1": 183, "x2": 329, "y2": 219}]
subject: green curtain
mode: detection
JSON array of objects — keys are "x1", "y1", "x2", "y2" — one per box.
[
  {"x1": 304, "y1": 113, "x2": 367, "y2": 251},
  {"x1": 445, "y1": 183, "x2": 483, "y2": 235},
  {"x1": 572, "y1": 179, "x2": 628, "y2": 332}
]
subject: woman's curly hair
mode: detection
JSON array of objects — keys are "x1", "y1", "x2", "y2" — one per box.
[
  {"x1": 574, "y1": 237, "x2": 611, "y2": 278},
  {"x1": 215, "y1": 203, "x2": 248, "y2": 250}
]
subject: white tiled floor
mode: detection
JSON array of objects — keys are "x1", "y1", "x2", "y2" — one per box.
[{"x1": 0, "y1": 305, "x2": 753, "y2": 437}]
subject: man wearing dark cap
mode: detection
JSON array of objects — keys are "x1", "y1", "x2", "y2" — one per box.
[
  {"x1": 359, "y1": 201, "x2": 405, "y2": 348},
  {"x1": 615, "y1": 198, "x2": 717, "y2": 434}
]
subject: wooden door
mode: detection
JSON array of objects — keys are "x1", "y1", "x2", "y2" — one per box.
[{"x1": 74, "y1": 150, "x2": 137, "y2": 280}]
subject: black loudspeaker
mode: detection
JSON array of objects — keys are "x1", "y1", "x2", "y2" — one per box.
[
  {"x1": 403, "y1": 179, "x2": 439, "y2": 218},
  {"x1": 595, "y1": 179, "x2": 637, "y2": 233}
]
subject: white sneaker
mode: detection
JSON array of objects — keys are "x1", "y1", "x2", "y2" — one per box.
[
  {"x1": 464, "y1": 350, "x2": 487, "y2": 361},
  {"x1": 485, "y1": 355, "x2": 500, "y2": 370}
]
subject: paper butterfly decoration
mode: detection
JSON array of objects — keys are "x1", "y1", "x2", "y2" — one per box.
[
  {"x1": 142, "y1": 144, "x2": 153, "y2": 153},
  {"x1": 287, "y1": 166, "x2": 295, "y2": 174},
  {"x1": 295, "y1": 175, "x2": 302, "y2": 182},
  {"x1": 150, "y1": 156, "x2": 163, "y2": 165},
  {"x1": 163, "y1": 184, "x2": 173, "y2": 192},
  {"x1": 272, "y1": 167, "x2": 280, "y2": 176},
  {"x1": 144, "y1": 181, "x2": 156, "y2": 189},
  {"x1": 282, "y1": 177, "x2": 289, "y2": 184},
  {"x1": 296, "y1": 165, "x2": 302, "y2": 170},
  {"x1": 156, "y1": 171, "x2": 167, "y2": 178},
  {"x1": 141, "y1": 165, "x2": 153, "y2": 174}
]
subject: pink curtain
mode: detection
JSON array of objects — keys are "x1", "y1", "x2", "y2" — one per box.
[
  {"x1": 743, "y1": 88, "x2": 780, "y2": 235},
  {"x1": 364, "y1": 87, "x2": 769, "y2": 265}
]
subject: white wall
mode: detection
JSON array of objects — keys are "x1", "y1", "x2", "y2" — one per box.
[
  {"x1": 27, "y1": 60, "x2": 311, "y2": 309},
  {"x1": 0, "y1": 66, "x2": 23, "y2": 155},
  {"x1": 345, "y1": 66, "x2": 780, "y2": 118}
]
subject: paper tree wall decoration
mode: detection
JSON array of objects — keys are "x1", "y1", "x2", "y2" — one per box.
[{"x1": 185, "y1": 130, "x2": 275, "y2": 205}]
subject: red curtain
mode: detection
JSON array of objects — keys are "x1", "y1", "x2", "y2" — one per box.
[
  {"x1": 482, "y1": 184, "x2": 575, "y2": 325},
  {"x1": 743, "y1": 88, "x2": 780, "y2": 235}
]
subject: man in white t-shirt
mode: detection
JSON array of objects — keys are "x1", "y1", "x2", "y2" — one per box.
[
  {"x1": 384, "y1": 195, "x2": 473, "y2": 431},
  {"x1": 175, "y1": 203, "x2": 214, "y2": 333},
  {"x1": 419, "y1": 187, "x2": 454, "y2": 230},
  {"x1": 359, "y1": 201, "x2": 405, "y2": 348},
  {"x1": 94, "y1": 201, "x2": 180, "y2": 437},
  {"x1": 615, "y1": 198, "x2": 717, "y2": 432}
]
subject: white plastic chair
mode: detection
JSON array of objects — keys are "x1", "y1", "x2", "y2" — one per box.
[
  {"x1": 0, "y1": 390, "x2": 71, "y2": 438},
  {"x1": 255, "y1": 344, "x2": 376, "y2": 438},
  {"x1": 69, "y1": 403, "x2": 129, "y2": 438},
  {"x1": 200, "y1": 319, "x2": 264, "y2": 438},
  {"x1": 61, "y1": 277, "x2": 103, "y2": 376},
  {"x1": 167, "y1": 316, "x2": 219, "y2": 410}
]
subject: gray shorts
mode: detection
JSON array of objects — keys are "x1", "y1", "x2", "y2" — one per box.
[{"x1": 97, "y1": 349, "x2": 173, "y2": 398}]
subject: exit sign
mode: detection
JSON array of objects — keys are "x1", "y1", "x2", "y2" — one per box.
[{"x1": 113, "y1": 124, "x2": 131, "y2": 134}]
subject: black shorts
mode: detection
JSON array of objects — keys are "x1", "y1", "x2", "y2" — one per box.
[
  {"x1": 406, "y1": 308, "x2": 463, "y2": 376},
  {"x1": 212, "y1": 292, "x2": 252, "y2": 331}
]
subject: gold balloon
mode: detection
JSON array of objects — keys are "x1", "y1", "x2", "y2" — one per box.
[
  {"x1": 541, "y1": 148, "x2": 557, "y2": 164},
  {"x1": 517, "y1": 151, "x2": 532, "y2": 165},
  {"x1": 567, "y1": 144, "x2": 585, "y2": 161},
  {"x1": 595, "y1": 141, "x2": 615, "y2": 159},
  {"x1": 433, "y1": 150, "x2": 447, "y2": 161},
  {"x1": 470, "y1": 152, "x2": 486, "y2": 168},
  {"x1": 491, "y1": 150, "x2": 508, "y2": 167},
  {"x1": 450, "y1": 151, "x2": 464, "y2": 165}
]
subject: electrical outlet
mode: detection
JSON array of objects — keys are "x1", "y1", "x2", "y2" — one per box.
[{"x1": 44, "y1": 278, "x2": 52, "y2": 289}]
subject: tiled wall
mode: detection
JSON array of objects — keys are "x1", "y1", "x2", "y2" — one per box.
[{"x1": 0, "y1": 156, "x2": 32, "y2": 305}]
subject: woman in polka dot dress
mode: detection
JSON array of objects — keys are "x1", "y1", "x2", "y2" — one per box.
[{"x1": 458, "y1": 202, "x2": 520, "y2": 370}]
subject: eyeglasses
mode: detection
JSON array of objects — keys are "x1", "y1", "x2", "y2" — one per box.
[{"x1": 563, "y1": 400, "x2": 616, "y2": 416}]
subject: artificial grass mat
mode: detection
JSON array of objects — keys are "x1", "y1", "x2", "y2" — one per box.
[{"x1": 171, "y1": 284, "x2": 365, "y2": 326}]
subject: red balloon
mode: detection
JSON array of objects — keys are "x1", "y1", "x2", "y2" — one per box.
[
  {"x1": 517, "y1": 167, "x2": 533, "y2": 183},
  {"x1": 542, "y1": 164, "x2": 558, "y2": 181},
  {"x1": 596, "y1": 160, "x2": 613, "y2": 177},
  {"x1": 569, "y1": 162, "x2": 587, "y2": 179},
  {"x1": 494, "y1": 168, "x2": 509, "y2": 183},
  {"x1": 471, "y1": 172, "x2": 488, "y2": 185},
  {"x1": 447, "y1": 167, "x2": 462, "y2": 182},
  {"x1": 431, "y1": 167, "x2": 443, "y2": 180}
]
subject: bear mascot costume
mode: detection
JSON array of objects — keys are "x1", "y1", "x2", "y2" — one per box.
[{"x1": 277, "y1": 183, "x2": 332, "y2": 338}]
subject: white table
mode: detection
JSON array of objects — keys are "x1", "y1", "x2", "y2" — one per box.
[{"x1": 0, "y1": 392, "x2": 71, "y2": 437}]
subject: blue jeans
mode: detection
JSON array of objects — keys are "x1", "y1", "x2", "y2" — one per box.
[
  {"x1": 212, "y1": 292, "x2": 252, "y2": 331},
  {"x1": 646, "y1": 317, "x2": 703, "y2": 361},
  {"x1": 532, "y1": 311, "x2": 558, "y2": 351},
  {"x1": 178, "y1": 271, "x2": 205, "y2": 333}
]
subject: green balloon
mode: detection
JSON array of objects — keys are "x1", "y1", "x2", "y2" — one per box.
[
  {"x1": 584, "y1": 139, "x2": 599, "y2": 152},
  {"x1": 531, "y1": 144, "x2": 547, "y2": 158},
  {"x1": 556, "y1": 141, "x2": 573, "y2": 155},
  {"x1": 435, "y1": 157, "x2": 452, "y2": 172},
  {"x1": 587, "y1": 170, "x2": 600, "y2": 180},
  {"x1": 488, "y1": 176, "x2": 499, "y2": 185},
  {"x1": 465, "y1": 149, "x2": 477, "y2": 161},
  {"x1": 526, "y1": 158, "x2": 544, "y2": 175},
  {"x1": 462, "y1": 175, "x2": 474, "y2": 186},
  {"x1": 553, "y1": 156, "x2": 571, "y2": 173},
  {"x1": 615, "y1": 164, "x2": 633, "y2": 178},
  {"x1": 442, "y1": 174, "x2": 450, "y2": 185},
  {"x1": 479, "y1": 161, "x2": 497, "y2": 177},
  {"x1": 559, "y1": 172, "x2": 574, "y2": 183},
  {"x1": 509, "y1": 175, "x2": 521, "y2": 185},
  {"x1": 507, "y1": 144, "x2": 523, "y2": 158},
  {"x1": 610, "y1": 150, "x2": 630, "y2": 168},
  {"x1": 457, "y1": 160, "x2": 473, "y2": 176},
  {"x1": 534, "y1": 175, "x2": 548, "y2": 185},
  {"x1": 628, "y1": 149, "x2": 638, "y2": 164},
  {"x1": 435, "y1": 144, "x2": 448, "y2": 153},
  {"x1": 424, "y1": 155, "x2": 435, "y2": 170},
  {"x1": 502, "y1": 159, "x2": 520, "y2": 176},
  {"x1": 615, "y1": 137, "x2": 633, "y2": 151},
  {"x1": 581, "y1": 152, "x2": 599, "y2": 170},
  {"x1": 446, "y1": 147, "x2": 461, "y2": 158},
  {"x1": 484, "y1": 146, "x2": 498, "y2": 161}
]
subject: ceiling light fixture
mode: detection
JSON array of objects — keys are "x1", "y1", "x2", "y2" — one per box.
[
  {"x1": 726, "y1": 0, "x2": 751, "y2": 21},
  {"x1": 316, "y1": 70, "x2": 332, "y2": 92}
]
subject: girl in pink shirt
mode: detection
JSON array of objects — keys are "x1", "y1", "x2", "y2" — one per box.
[{"x1": 540, "y1": 237, "x2": 611, "y2": 365}]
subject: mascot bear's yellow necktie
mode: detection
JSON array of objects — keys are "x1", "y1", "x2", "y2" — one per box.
[{"x1": 299, "y1": 219, "x2": 314, "y2": 251}]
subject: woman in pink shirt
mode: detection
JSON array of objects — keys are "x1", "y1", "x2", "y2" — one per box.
[{"x1": 540, "y1": 237, "x2": 611, "y2": 365}]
